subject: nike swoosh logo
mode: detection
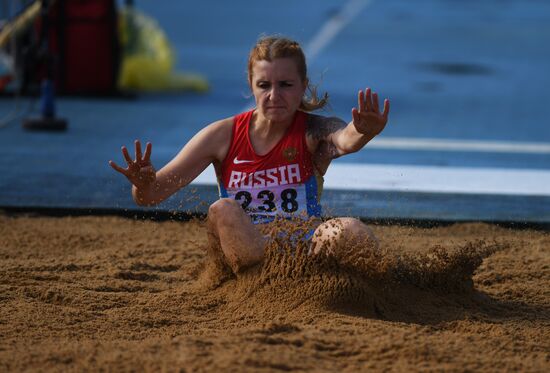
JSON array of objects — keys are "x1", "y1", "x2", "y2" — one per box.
[{"x1": 233, "y1": 157, "x2": 254, "y2": 164}]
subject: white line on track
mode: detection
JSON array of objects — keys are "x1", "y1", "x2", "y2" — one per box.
[
  {"x1": 323, "y1": 164, "x2": 550, "y2": 196},
  {"x1": 192, "y1": 163, "x2": 550, "y2": 197},
  {"x1": 368, "y1": 137, "x2": 550, "y2": 154},
  {"x1": 304, "y1": 0, "x2": 372, "y2": 61}
]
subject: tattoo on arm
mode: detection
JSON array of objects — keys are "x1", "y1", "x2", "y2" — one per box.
[
  {"x1": 307, "y1": 114, "x2": 346, "y2": 163},
  {"x1": 317, "y1": 140, "x2": 340, "y2": 159},
  {"x1": 306, "y1": 114, "x2": 346, "y2": 141}
]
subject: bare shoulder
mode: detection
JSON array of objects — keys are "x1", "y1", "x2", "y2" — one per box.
[
  {"x1": 306, "y1": 113, "x2": 347, "y2": 141},
  {"x1": 189, "y1": 116, "x2": 235, "y2": 163},
  {"x1": 203, "y1": 116, "x2": 234, "y2": 137},
  {"x1": 194, "y1": 116, "x2": 234, "y2": 148}
]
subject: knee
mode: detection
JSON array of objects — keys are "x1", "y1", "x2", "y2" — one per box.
[
  {"x1": 209, "y1": 197, "x2": 241, "y2": 213},
  {"x1": 337, "y1": 218, "x2": 371, "y2": 237},
  {"x1": 318, "y1": 217, "x2": 366, "y2": 236},
  {"x1": 312, "y1": 217, "x2": 378, "y2": 255},
  {"x1": 339, "y1": 218, "x2": 377, "y2": 245},
  {"x1": 208, "y1": 198, "x2": 241, "y2": 224}
]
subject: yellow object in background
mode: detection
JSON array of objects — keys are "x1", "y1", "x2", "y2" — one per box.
[
  {"x1": 117, "y1": 5, "x2": 208, "y2": 93},
  {"x1": 0, "y1": 1, "x2": 41, "y2": 49}
]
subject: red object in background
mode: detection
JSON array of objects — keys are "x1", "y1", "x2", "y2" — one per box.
[
  {"x1": 0, "y1": 75, "x2": 13, "y2": 91},
  {"x1": 38, "y1": 0, "x2": 120, "y2": 95}
]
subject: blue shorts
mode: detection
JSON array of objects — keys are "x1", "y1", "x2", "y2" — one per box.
[
  {"x1": 261, "y1": 224, "x2": 319, "y2": 255},
  {"x1": 274, "y1": 228, "x2": 316, "y2": 245},
  {"x1": 255, "y1": 215, "x2": 321, "y2": 253}
]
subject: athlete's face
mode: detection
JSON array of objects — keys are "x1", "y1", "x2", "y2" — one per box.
[{"x1": 250, "y1": 58, "x2": 306, "y2": 124}]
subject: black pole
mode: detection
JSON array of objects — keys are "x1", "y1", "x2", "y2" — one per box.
[{"x1": 22, "y1": 0, "x2": 68, "y2": 131}]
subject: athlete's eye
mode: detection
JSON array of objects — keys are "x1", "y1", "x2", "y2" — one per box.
[
  {"x1": 280, "y1": 81, "x2": 293, "y2": 87},
  {"x1": 257, "y1": 81, "x2": 270, "y2": 89}
]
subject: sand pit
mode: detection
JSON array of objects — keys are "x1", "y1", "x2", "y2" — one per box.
[{"x1": 0, "y1": 212, "x2": 548, "y2": 372}]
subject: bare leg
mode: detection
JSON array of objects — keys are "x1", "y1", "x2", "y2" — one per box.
[
  {"x1": 310, "y1": 217, "x2": 379, "y2": 256},
  {"x1": 207, "y1": 198, "x2": 267, "y2": 273}
]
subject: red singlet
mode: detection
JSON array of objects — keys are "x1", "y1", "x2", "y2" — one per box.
[{"x1": 218, "y1": 110, "x2": 322, "y2": 223}]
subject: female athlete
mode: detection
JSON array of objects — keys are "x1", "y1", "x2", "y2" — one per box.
[{"x1": 110, "y1": 36, "x2": 390, "y2": 274}]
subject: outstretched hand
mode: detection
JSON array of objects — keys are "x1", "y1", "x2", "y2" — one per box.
[
  {"x1": 109, "y1": 140, "x2": 156, "y2": 189},
  {"x1": 351, "y1": 88, "x2": 390, "y2": 137}
]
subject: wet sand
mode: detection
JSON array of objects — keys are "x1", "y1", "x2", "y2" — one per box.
[{"x1": 0, "y1": 213, "x2": 548, "y2": 372}]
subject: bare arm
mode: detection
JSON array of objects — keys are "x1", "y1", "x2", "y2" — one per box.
[{"x1": 110, "y1": 118, "x2": 233, "y2": 206}]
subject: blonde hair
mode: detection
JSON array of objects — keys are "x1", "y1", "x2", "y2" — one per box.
[{"x1": 247, "y1": 36, "x2": 328, "y2": 112}]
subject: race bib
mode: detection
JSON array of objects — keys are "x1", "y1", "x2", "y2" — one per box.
[{"x1": 226, "y1": 183, "x2": 308, "y2": 220}]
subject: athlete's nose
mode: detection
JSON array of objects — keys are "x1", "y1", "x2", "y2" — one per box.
[{"x1": 268, "y1": 85, "x2": 281, "y2": 101}]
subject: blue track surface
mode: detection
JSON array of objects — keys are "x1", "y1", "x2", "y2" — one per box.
[{"x1": 1, "y1": 0, "x2": 549, "y2": 223}]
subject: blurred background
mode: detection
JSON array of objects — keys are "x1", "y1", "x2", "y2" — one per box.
[{"x1": 0, "y1": 0, "x2": 549, "y2": 223}]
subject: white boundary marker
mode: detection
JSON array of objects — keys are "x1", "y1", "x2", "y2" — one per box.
[
  {"x1": 192, "y1": 163, "x2": 550, "y2": 197},
  {"x1": 323, "y1": 163, "x2": 550, "y2": 196},
  {"x1": 368, "y1": 137, "x2": 550, "y2": 154}
]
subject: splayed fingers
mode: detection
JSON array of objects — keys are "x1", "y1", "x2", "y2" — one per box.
[
  {"x1": 109, "y1": 140, "x2": 155, "y2": 184},
  {"x1": 352, "y1": 88, "x2": 390, "y2": 135},
  {"x1": 142, "y1": 141, "x2": 152, "y2": 162},
  {"x1": 358, "y1": 88, "x2": 388, "y2": 115}
]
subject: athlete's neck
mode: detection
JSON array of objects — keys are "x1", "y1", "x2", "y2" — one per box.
[
  {"x1": 250, "y1": 111, "x2": 294, "y2": 155},
  {"x1": 251, "y1": 111, "x2": 293, "y2": 139}
]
